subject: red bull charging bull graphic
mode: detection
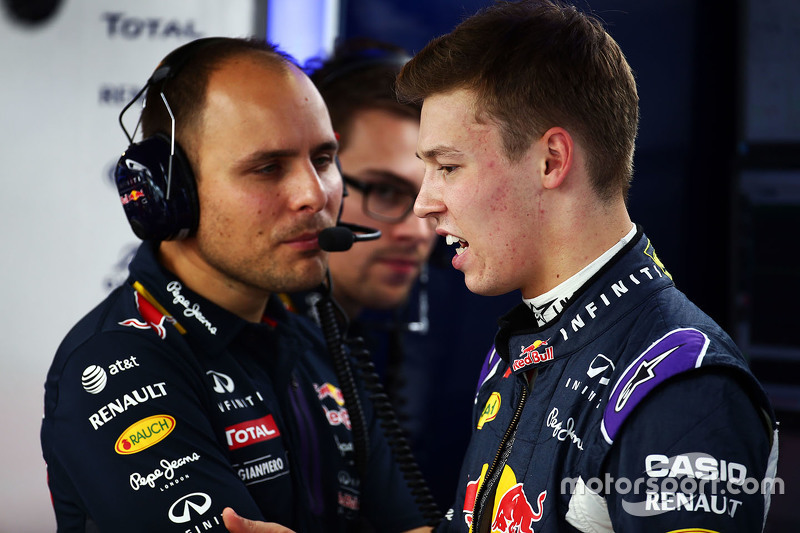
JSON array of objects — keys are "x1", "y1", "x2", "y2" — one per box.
[
  {"x1": 119, "y1": 291, "x2": 170, "y2": 339},
  {"x1": 463, "y1": 464, "x2": 547, "y2": 532}
]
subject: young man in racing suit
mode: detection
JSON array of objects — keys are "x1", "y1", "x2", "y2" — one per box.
[
  {"x1": 40, "y1": 37, "x2": 430, "y2": 533},
  {"x1": 394, "y1": 0, "x2": 780, "y2": 531}
]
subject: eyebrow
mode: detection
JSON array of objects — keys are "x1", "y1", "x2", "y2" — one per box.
[
  {"x1": 354, "y1": 170, "x2": 417, "y2": 190},
  {"x1": 417, "y1": 145, "x2": 464, "y2": 161},
  {"x1": 236, "y1": 140, "x2": 339, "y2": 169}
]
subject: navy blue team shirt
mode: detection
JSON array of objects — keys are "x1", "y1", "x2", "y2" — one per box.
[{"x1": 41, "y1": 241, "x2": 425, "y2": 532}]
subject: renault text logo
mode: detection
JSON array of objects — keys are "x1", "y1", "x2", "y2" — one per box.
[{"x1": 168, "y1": 492, "x2": 212, "y2": 524}]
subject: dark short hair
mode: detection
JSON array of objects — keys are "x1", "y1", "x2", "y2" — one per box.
[
  {"x1": 307, "y1": 38, "x2": 421, "y2": 150},
  {"x1": 396, "y1": 0, "x2": 639, "y2": 201},
  {"x1": 140, "y1": 37, "x2": 296, "y2": 162}
]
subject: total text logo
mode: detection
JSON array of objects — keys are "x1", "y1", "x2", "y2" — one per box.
[
  {"x1": 225, "y1": 415, "x2": 280, "y2": 451},
  {"x1": 102, "y1": 13, "x2": 202, "y2": 40}
]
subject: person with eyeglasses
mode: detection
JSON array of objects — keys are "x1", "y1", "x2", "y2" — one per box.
[
  {"x1": 285, "y1": 37, "x2": 448, "y2": 503},
  {"x1": 306, "y1": 40, "x2": 437, "y2": 324}
]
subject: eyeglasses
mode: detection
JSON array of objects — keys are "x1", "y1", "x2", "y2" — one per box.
[{"x1": 342, "y1": 174, "x2": 417, "y2": 223}]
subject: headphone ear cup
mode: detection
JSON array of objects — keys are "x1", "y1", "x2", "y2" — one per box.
[{"x1": 114, "y1": 133, "x2": 199, "y2": 241}]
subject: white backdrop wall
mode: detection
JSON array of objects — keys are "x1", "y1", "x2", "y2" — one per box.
[{"x1": 0, "y1": 2, "x2": 262, "y2": 530}]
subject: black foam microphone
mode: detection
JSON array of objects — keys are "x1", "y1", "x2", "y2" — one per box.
[{"x1": 318, "y1": 222, "x2": 381, "y2": 252}]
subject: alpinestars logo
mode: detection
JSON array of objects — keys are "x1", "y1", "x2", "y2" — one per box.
[{"x1": 615, "y1": 345, "x2": 680, "y2": 412}]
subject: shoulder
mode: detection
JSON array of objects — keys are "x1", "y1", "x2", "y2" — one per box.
[
  {"x1": 44, "y1": 287, "x2": 200, "y2": 416},
  {"x1": 601, "y1": 323, "x2": 771, "y2": 446}
]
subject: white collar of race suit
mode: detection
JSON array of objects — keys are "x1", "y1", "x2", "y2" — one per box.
[{"x1": 523, "y1": 224, "x2": 637, "y2": 327}]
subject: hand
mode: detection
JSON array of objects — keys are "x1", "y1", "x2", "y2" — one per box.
[{"x1": 222, "y1": 508, "x2": 296, "y2": 533}]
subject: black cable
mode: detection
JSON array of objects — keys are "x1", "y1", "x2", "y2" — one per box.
[
  {"x1": 346, "y1": 334, "x2": 442, "y2": 526},
  {"x1": 312, "y1": 275, "x2": 442, "y2": 527},
  {"x1": 313, "y1": 290, "x2": 371, "y2": 482}
]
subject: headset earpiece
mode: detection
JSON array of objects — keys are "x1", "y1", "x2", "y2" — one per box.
[
  {"x1": 114, "y1": 132, "x2": 198, "y2": 241},
  {"x1": 115, "y1": 37, "x2": 227, "y2": 242}
]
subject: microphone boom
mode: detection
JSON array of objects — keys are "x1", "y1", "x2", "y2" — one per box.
[{"x1": 318, "y1": 223, "x2": 381, "y2": 252}]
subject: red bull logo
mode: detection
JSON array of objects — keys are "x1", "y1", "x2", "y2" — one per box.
[
  {"x1": 463, "y1": 464, "x2": 546, "y2": 532},
  {"x1": 512, "y1": 339, "x2": 554, "y2": 371},
  {"x1": 315, "y1": 382, "x2": 345, "y2": 406},
  {"x1": 492, "y1": 483, "x2": 546, "y2": 533},
  {"x1": 119, "y1": 292, "x2": 169, "y2": 339},
  {"x1": 463, "y1": 465, "x2": 488, "y2": 528},
  {"x1": 120, "y1": 189, "x2": 146, "y2": 205}
]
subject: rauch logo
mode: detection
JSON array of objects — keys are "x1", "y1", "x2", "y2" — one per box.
[{"x1": 115, "y1": 415, "x2": 176, "y2": 455}]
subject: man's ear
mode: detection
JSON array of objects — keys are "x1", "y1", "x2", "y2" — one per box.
[{"x1": 540, "y1": 127, "x2": 573, "y2": 190}]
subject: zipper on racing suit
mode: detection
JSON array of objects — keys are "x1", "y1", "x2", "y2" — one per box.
[{"x1": 471, "y1": 369, "x2": 536, "y2": 532}]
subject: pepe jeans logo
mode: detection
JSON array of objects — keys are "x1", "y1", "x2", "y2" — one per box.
[
  {"x1": 130, "y1": 452, "x2": 200, "y2": 490},
  {"x1": 166, "y1": 281, "x2": 217, "y2": 334},
  {"x1": 546, "y1": 408, "x2": 584, "y2": 450}
]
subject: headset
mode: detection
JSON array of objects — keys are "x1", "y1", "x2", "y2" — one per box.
[{"x1": 114, "y1": 37, "x2": 228, "y2": 241}]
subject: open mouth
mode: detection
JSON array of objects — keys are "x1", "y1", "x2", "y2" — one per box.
[{"x1": 445, "y1": 234, "x2": 469, "y2": 256}]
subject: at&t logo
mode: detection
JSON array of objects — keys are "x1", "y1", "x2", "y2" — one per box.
[
  {"x1": 81, "y1": 356, "x2": 140, "y2": 394},
  {"x1": 82, "y1": 365, "x2": 107, "y2": 394}
]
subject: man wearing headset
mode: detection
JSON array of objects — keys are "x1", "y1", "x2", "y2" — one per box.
[{"x1": 40, "y1": 37, "x2": 430, "y2": 532}]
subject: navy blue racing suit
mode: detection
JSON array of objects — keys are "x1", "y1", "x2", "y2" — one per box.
[
  {"x1": 441, "y1": 228, "x2": 779, "y2": 532},
  {"x1": 41, "y1": 241, "x2": 425, "y2": 532}
]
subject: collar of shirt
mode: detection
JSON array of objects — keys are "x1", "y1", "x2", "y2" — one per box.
[{"x1": 523, "y1": 223, "x2": 638, "y2": 327}]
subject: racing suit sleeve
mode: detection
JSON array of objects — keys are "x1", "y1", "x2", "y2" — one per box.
[
  {"x1": 603, "y1": 368, "x2": 775, "y2": 532},
  {"x1": 41, "y1": 331, "x2": 267, "y2": 533}
]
